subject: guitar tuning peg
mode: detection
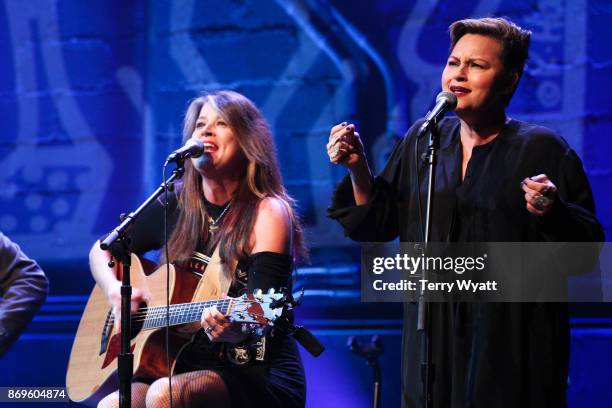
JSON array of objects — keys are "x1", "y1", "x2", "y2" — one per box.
[
  {"x1": 253, "y1": 289, "x2": 262, "y2": 297},
  {"x1": 267, "y1": 288, "x2": 275, "y2": 295}
]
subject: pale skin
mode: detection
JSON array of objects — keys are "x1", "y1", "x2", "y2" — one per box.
[
  {"x1": 327, "y1": 33, "x2": 557, "y2": 215},
  {"x1": 200, "y1": 194, "x2": 291, "y2": 342},
  {"x1": 90, "y1": 102, "x2": 292, "y2": 344}
]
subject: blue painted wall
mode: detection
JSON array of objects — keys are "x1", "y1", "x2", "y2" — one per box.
[{"x1": 0, "y1": 1, "x2": 610, "y2": 407}]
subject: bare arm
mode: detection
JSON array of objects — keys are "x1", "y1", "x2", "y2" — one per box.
[
  {"x1": 250, "y1": 197, "x2": 292, "y2": 254},
  {"x1": 89, "y1": 242, "x2": 144, "y2": 327},
  {"x1": 349, "y1": 160, "x2": 374, "y2": 205},
  {"x1": 89, "y1": 242, "x2": 120, "y2": 297},
  {"x1": 202, "y1": 196, "x2": 293, "y2": 343}
]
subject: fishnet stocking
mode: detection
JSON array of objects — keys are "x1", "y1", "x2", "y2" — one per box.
[
  {"x1": 146, "y1": 370, "x2": 230, "y2": 408},
  {"x1": 96, "y1": 371, "x2": 230, "y2": 408},
  {"x1": 96, "y1": 382, "x2": 149, "y2": 408}
]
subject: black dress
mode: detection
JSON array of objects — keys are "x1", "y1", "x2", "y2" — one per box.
[
  {"x1": 328, "y1": 117, "x2": 604, "y2": 408},
  {"x1": 126, "y1": 192, "x2": 306, "y2": 408}
]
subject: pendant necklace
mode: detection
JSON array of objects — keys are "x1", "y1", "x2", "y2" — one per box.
[{"x1": 207, "y1": 201, "x2": 231, "y2": 234}]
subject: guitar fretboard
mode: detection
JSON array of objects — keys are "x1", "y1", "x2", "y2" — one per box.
[{"x1": 142, "y1": 299, "x2": 232, "y2": 330}]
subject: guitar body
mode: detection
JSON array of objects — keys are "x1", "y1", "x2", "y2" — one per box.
[{"x1": 66, "y1": 255, "x2": 201, "y2": 406}]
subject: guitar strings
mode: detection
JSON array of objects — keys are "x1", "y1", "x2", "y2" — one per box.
[
  {"x1": 133, "y1": 298, "x2": 260, "y2": 318},
  {"x1": 104, "y1": 299, "x2": 262, "y2": 327},
  {"x1": 107, "y1": 299, "x2": 233, "y2": 323}
]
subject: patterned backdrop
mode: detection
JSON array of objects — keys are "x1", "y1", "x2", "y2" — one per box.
[{"x1": 0, "y1": 1, "x2": 610, "y2": 407}]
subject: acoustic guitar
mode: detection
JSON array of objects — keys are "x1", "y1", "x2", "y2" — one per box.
[{"x1": 66, "y1": 254, "x2": 284, "y2": 406}]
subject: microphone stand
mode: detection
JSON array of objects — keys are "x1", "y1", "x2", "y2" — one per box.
[
  {"x1": 348, "y1": 336, "x2": 383, "y2": 408},
  {"x1": 417, "y1": 124, "x2": 440, "y2": 408},
  {"x1": 100, "y1": 163, "x2": 185, "y2": 408}
]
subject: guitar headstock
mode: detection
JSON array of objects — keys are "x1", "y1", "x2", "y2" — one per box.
[
  {"x1": 225, "y1": 289, "x2": 323, "y2": 357},
  {"x1": 226, "y1": 289, "x2": 285, "y2": 327}
]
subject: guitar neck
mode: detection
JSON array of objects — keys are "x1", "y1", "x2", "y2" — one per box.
[{"x1": 142, "y1": 298, "x2": 233, "y2": 330}]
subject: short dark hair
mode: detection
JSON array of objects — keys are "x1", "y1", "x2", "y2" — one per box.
[{"x1": 449, "y1": 17, "x2": 531, "y2": 104}]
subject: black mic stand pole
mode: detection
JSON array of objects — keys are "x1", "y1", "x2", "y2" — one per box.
[
  {"x1": 100, "y1": 163, "x2": 185, "y2": 408},
  {"x1": 417, "y1": 124, "x2": 440, "y2": 408},
  {"x1": 348, "y1": 336, "x2": 383, "y2": 408}
]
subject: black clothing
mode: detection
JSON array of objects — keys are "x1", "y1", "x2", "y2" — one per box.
[
  {"x1": 126, "y1": 192, "x2": 305, "y2": 408},
  {"x1": 329, "y1": 118, "x2": 603, "y2": 408},
  {"x1": 0, "y1": 232, "x2": 49, "y2": 357}
]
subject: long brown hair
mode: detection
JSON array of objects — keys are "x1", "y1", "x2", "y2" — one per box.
[{"x1": 166, "y1": 90, "x2": 307, "y2": 266}]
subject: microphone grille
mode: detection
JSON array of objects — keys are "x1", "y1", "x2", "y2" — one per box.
[
  {"x1": 184, "y1": 138, "x2": 204, "y2": 159},
  {"x1": 436, "y1": 91, "x2": 458, "y2": 110},
  {"x1": 185, "y1": 138, "x2": 204, "y2": 149}
]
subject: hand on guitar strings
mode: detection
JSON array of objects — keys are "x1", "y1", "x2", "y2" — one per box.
[
  {"x1": 106, "y1": 280, "x2": 147, "y2": 330},
  {"x1": 201, "y1": 304, "x2": 248, "y2": 343}
]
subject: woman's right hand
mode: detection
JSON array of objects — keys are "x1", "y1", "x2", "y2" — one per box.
[
  {"x1": 327, "y1": 122, "x2": 367, "y2": 171},
  {"x1": 106, "y1": 280, "x2": 146, "y2": 330},
  {"x1": 327, "y1": 122, "x2": 374, "y2": 205}
]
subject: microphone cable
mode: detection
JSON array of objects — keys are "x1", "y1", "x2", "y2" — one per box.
[{"x1": 414, "y1": 128, "x2": 426, "y2": 243}]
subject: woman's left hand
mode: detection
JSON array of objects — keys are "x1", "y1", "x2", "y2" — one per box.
[
  {"x1": 521, "y1": 174, "x2": 558, "y2": 216},
  {"x1": 201, "y1": 305, "x2": 248, "y2": 343}
]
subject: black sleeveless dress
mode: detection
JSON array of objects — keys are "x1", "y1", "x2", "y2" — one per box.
[{"x1": 123, "y1": 192, "x2": 306, "y2": 408}]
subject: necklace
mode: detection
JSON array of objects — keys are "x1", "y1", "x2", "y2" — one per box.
[{"x1": 207, "y1": 201, "x2": 231, "y2": 234}]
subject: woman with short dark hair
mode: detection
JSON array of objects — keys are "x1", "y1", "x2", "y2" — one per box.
[{"x1": 327, "y1": 17, "x2": 603, "y2": 407}]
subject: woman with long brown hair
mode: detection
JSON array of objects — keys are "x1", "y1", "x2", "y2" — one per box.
[{"x1": 90, "y1": 90, "x2": 306, "y2": 407}]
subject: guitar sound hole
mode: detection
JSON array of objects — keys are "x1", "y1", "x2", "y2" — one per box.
[
  {"x1": 100, "y1": 301, "x2": 148, "y2": 369},
  {"x1": 106, "y1": 301, "x2": 148, "y2": 342},
  {"x1": 99, "y1": 309, "x2": 114, "y2": 355},
  {"x1": 129, "y1": 301, "x2": 147, "y2": 339}
]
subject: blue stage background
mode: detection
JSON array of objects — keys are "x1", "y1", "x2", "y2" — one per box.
[{"x1": 0, "y1": 1, "x2": 611, "y2": 407}]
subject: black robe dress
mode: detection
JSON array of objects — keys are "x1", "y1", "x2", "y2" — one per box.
[{"x1": 328, "y1": 117, "x2": 604, "y2": 408}]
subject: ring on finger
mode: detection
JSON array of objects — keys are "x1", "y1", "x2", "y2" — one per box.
[
  {"x1": 205, "y1": 326, "x2": 214, "y2": 334},
  {"x1": 533, "y1": 195, "x2": 551, "y2": 210}
]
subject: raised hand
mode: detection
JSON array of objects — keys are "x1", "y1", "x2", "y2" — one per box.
[{"x1": 327, "y1": 122, "x2": 367, "y2": 171}]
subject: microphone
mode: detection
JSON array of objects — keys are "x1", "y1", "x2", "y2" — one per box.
[
  {"x1": 165, "y1": 139, "x2": 204, "y2": 163},
  {"x1": 416, "y1": 91, "x2": 458, "y2": 138}
]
